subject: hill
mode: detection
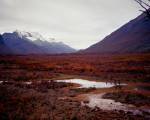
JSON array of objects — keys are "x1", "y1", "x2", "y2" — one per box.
[{"x1": 83, "y1": 11, "x2": 150, "y2": 53}]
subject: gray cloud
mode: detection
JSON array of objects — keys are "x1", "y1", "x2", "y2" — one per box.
[{"x1": 0, "y1": 0, "x2": 140, "y2": 49}]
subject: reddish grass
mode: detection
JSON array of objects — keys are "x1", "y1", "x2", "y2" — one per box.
[
  {"x1": 0, "y1": 53, "x2": 150, "y2": 119},
  {"x1": 0, "y1": 53, "x2": 150, "y2": 82}
]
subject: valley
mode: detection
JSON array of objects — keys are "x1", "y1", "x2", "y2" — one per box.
[{"x1": 0, "y1": 0, "x2": 150, "y2": 120}]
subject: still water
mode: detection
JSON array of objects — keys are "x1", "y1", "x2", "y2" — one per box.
[{"x1": 56, "y1": 79, "x2": 125, "y2": 88}]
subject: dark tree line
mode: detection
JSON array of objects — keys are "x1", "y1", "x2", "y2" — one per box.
[{"x1": 134, "y1": 0, "x2": 150, "y2": 19}]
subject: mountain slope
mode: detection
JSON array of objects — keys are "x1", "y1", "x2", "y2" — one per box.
[
  {"x1": 83, "y1": 12, "x2": 150, "y2": 53},
  {"x1": 0, "y1": 34, "x2": 12, "y2": 54},
  {"x1": 2, "y1": 31, "x2": 45, "y2": 54},
  {"x1": 34, "y1": 40, "x2": 76, "y2": 54}
]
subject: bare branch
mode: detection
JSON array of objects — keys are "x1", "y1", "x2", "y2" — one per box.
[
  {"x1": 134, "y1": 0, "x2": 150, "y2": 19},
  {"x1": 134, "y1": 0, "x2": 149, "y2": 11},
  {"x1": 141, "y1": 0, "x2": 150, "y2": 8}
]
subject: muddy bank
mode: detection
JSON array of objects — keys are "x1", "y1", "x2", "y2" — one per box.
[{"x1": 102, "y1": 91, "x2": 150, "y2": 107}]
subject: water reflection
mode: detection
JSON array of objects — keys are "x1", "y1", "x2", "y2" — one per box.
[
  {"x1": 83, "y1": 93, "x2": 150, "y2": 116},
  {"x1": 56, "y1": 79, "x2": 126, "y2": 88}
]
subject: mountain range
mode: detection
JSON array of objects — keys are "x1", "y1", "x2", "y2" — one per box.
[
  {"x1": 0, "y1": 31, "x2": 76, "y2": 54},
  {"x1": 0, "y1": 11, "x2": 150, "y2": 55},
  {"x1": 82, "y1": 11, "x2": 150, "y2": 53}
]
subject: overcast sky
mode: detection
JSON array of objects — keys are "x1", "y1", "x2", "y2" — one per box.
[{"x1": 0, "y1": 0, "x2": 141, "y2": 49}]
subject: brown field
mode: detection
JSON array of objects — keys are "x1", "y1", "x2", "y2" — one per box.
[
  {"x1": 1, "y1": 53, "x2": 150, "y2": 82},
  {"x1": 0, "y1": 53, "x2": 150, "y2": 120}
]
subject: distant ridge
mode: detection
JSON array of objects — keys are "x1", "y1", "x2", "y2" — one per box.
[
  {"x1": 82, "y1": 11, "x2": 150, "y2": 53},
  {"x1": 34, "y1": 40, "x2": 76, "y2": 54}
]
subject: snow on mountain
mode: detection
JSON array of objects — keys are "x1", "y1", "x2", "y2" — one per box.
[{"x1": 14, "y1": 30, "x2": 45, "y2": 41}]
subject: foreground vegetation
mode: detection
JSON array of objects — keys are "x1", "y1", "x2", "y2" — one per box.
[{"x1": 0, "y1": 81, "x2": 146, "y2": 120}]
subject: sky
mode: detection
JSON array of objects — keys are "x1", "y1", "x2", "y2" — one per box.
[{"x1": 0, "y1": 0, "x2": 141, "y2": 49}]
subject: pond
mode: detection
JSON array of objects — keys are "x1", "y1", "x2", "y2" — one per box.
[{"x1": 56, "y1": 79, "x2": 126, "y2": 88}]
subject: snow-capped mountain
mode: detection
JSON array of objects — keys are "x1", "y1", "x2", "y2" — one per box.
[{"x1": 0, "y1": 30, "x2": 76, "y2": 54}]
